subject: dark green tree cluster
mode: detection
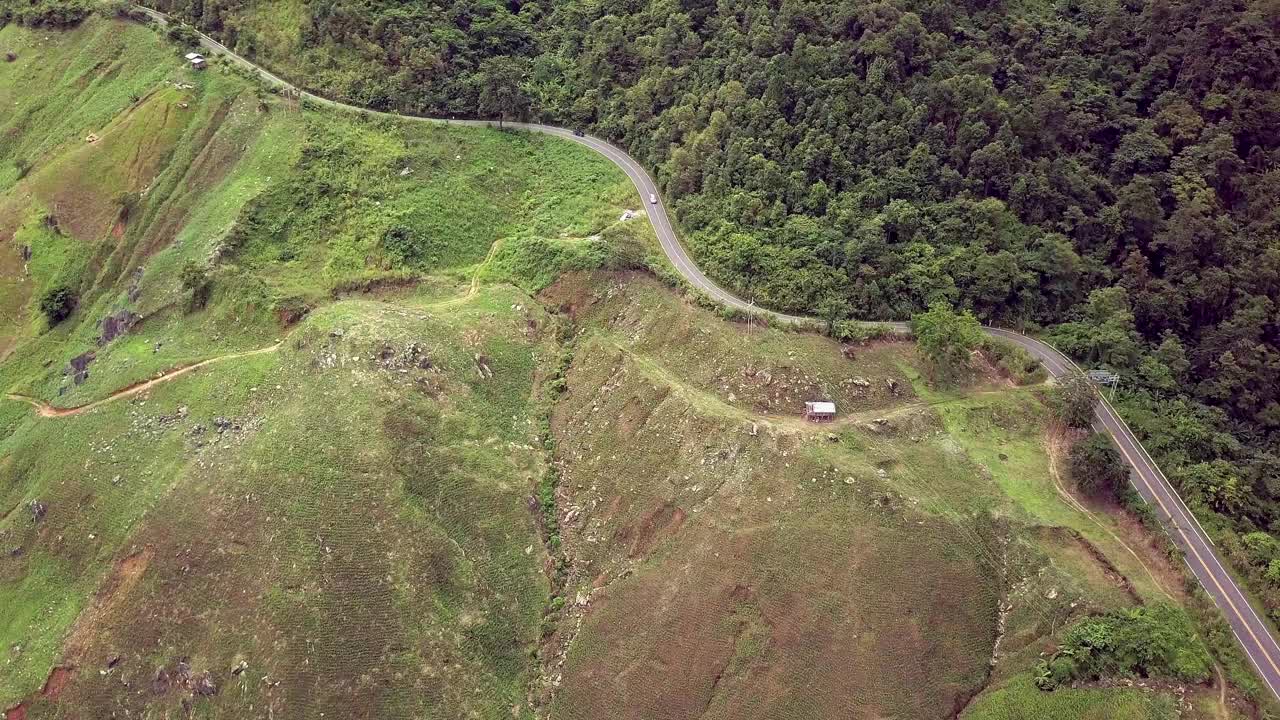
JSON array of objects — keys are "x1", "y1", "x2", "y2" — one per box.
[
  {"x1": 39, "y1": 285, "x2": 76, "y2": 325},
  {"x1": 1, "y1": 0, "x2": 92, "y2": 27},
  {"x1": 1051, "y1": 372, "x2": 1099, "y2": 429}
]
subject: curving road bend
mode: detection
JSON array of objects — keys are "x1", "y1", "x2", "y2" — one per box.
[{"x1": 134, "y1": 5, "x2": 1280, "y2": 701}]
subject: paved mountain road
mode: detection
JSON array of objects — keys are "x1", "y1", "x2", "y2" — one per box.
[{"x1": 134, "y1": 5, "x2": 1280, "y2": 701}]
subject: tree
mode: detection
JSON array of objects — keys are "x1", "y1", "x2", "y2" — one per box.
[
  {"x1": 166, "y1": 22, "x2": 200, "y2": 48},
  {"x1": 1175, "y1": 460, "x2": 1246, "y2": 515},
  {"x1": 1069, "y1": 433, "x2": 1127, "y2": 497},
  {"x1": 1051, "y1": 371, "x2": 1099, "y2": 428},
  {"x1": 1047, "y1": 288, "x2": 1144, "y2": 370},
  {"x1": 39, "y1": 285, "x2": 76, "y2": 325},
  {"x1": 910, "y1": 301, "x2": 982, "y2": 384},
  {"x1": 478, "y1": 57, "x2": 528, "y2": 129},
  {"x1": 1241, "y1": 531, "x2": 1280, "y2": 569}
]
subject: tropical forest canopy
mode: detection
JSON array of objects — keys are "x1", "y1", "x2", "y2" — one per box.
[{"x1": 71, "y1": 0, "x2": 1280, "y2": 612}]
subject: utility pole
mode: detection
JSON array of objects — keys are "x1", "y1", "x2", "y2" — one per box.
[{"x1": 748, "y1": 296, "x2": 756, "y2": 336}]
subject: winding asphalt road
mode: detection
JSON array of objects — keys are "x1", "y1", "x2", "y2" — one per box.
[{"x1": 135, "y1": 6, "x2": 1280, "y2": 701}]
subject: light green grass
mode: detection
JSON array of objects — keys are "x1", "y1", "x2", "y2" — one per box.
[
  {"x1": 902, "y1": 365, "x2": 1175, "y2": 603},
  {"x1": 0, "y1": 19, "x2": 178, "y2": 192},
  {"x1": 963, "y1": 673, "x2": 1178, "y2": 720},
  {"x1": 228, "y1": 113, "x2": 635, "y2": 301},
  {"x1": 0, "y1": 17, "x2": 642, "y2": 715}
]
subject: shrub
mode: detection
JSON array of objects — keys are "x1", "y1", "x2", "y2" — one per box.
[
  {"x1": 831, "y1": 320, "x2": 899, "y2": 344},
  {"x1": 1069, "y1": 433, "x2": 1128, "y2": 498},
  {"x1": 116, "y1": 191, "x2": 141, "y2": 220},
  {"x1": 166, "y1": 22, "x2": 199, "y2": 47},
  {"x1": 39, "y1": 285, "x2": 77, "y2": 324},
  {"x1": 12, "y1": 0, "x2": 92, "y2": 27},
  {"x1": 96, "y1": 0, "x2": 140, "y2": 20},
  {"x1": 180, "y1": 261, "x2": 211, "y2": 309},
  {"x1": 1036, "y1": 603, "x2": 1212, "y2": 690},
  {"x1": 980, "y1": 337, "x2": 1048, "y2": 385},
  {"x1": 1050, "y1": 371, "x2": 1098, "y2": 428}
]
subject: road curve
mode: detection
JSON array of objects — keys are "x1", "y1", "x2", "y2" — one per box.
[{"x1": 132, "y1": 5, "x2": 1280, "y2": 701}]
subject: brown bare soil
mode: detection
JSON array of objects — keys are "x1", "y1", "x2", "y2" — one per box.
[
  {"x1": 127, "y1": 96, "x2": 237, "y2": 263},
  {"x1": 1034, "y1": 526, "x2": 1141, "y2": 604},
  {"x1": 1046, "y1": 426, "x2": 1185, "y2": 601},
  {"x1": 546, "y1": 312, "x2": 999, "y2": 719},
  {"x1": 2, "y1": 666, "x2": 75, "y2": 720},
  {"x1": 63, "y1": 547, "x2": 154, "y2": 659},
  {"x1": 541, "y1": 272, "x2": 919, "y2": 417},
  {"x1": 32, "y1": 91, "x2": 185, "y2": 243},
  {"x1": 621, "y1": 502, "x2": 687, "y2": 559}
]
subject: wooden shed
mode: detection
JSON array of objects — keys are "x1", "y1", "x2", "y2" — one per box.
[{"x1": 804, "y1": 401, "x2": 837, "y2": 423}]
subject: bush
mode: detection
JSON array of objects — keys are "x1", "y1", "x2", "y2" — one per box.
[
  {"x1": 166, "y1": 22, "x2": 199, "y2": 47},
  {"x1": 39, "y1": 285, "x2": 77, "y2": 324},
  {"x1": 1050, "y1": 371, "x2": 1098, "y2": 428},
  {"x1": 719, "y1": 305, "x2": 770, "y2": 329},
  {"x1": 116, "y1": 191, "x2": 141, "y2": 220},
  {"x1": 1036, "y1": 603, "x2": 1212, "y2": 690},
  {"x1": 11, "y1": 0, "x2": 92, "y2": 27},
  {"x1": 96, "y1": 0, "x2": 140, "y2": 20},
  {"x1": 180, "y1": 261, "x2": 211, "y2": 309},
  {"x1": 831, "y1": 320, "x2": 899, "y2": 344},
  {"x1": 1069, "y1": 433, "x2": 1128, "y2": 498},
  {"x1": 980, "y1": 337, "x2": 1048, "y2": 385}
]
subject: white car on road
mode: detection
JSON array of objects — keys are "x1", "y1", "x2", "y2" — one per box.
[{"x1": 649, "y1": 193, "x2": 657, "y2": 204}]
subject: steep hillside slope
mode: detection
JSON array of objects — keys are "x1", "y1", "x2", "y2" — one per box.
[
  {"x1": 0, "y1": 15, "x2": 1257, "y2": 720},
  {"x1": 536, "y1": 272, "x2": 1231, "y2": 720},
  {"x1": 0, "y1": 16, "x2": 637, "y2": 718},
  {"x1": 138, "y1": 0, "x2": 1280, "y2": 639}
]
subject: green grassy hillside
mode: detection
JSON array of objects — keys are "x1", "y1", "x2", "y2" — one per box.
[{"x1": 0, "y1": 14, "x2": 1259, "y2": 720}]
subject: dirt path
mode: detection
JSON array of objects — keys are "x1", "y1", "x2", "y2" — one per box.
[
  {"x1": 424, "y1": 239, "x2": 503, "y2": 310},
  {"x1": 1044, "y1": 429, "x2": 1174, "y2": 601},
  {"x1": 614, "y1": 339, "x2": 1040, "y2": 436},
  {"x1": 1214, "y1": 664, "x2": 1230, "y2": 720},
  {"x1": 5, "y1": 342, "x2": 281, "y2": 418}
]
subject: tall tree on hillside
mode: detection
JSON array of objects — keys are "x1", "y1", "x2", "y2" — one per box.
[
  {"x1": 911, "y1": 301, "x2": 983, "y2": 384},
  {"x1": 1069, "y1": 433, "x2": 1128, "y2": 498},
  {"x1": 1052, "y1": 372, "x2": 1100, "y2": 429},
  {"x1": 478, "y1": 56, "x2": 529, "y2": 129}
]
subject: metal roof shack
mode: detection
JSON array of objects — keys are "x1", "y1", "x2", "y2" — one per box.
[
  {"x1": 804, "y1": 401, "x2": 836, "y2": 423},
  {"x1": 184, "y1": 52, "x2": 207, "y2": 69}
]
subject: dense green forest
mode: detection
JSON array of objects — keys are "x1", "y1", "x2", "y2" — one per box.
[{"x1": 9, "y1": 0, "x2": 1280, "y2": 615}]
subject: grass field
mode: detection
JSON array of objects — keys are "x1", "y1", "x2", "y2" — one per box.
[
  {"x1": 964, "y1": 674, "x2": 1179, "y2": 720},
  {"x1": 0, "y1": 15, "x2": 637, "y2": 717},
  {"x1": 0, "y1": 13, "x2": 1255, "y2": 720}
]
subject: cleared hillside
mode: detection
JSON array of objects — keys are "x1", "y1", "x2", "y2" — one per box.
[{"x1": 0, "y1": 15, "x2": 1258, "y2": 720}]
